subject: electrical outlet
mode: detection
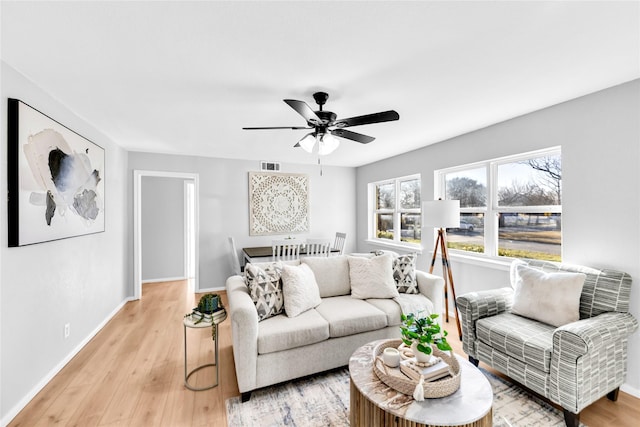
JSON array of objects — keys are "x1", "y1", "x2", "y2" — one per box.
[{"x1": 64, "y1": 323, "x2": 70, "y2": 339}]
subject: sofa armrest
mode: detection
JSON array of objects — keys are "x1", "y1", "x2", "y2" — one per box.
[
  {"x1": 553, "y1": 312, "x2": 639, "y2": 357},
  {"x1": 225, "y1": 275, "x2": 259, "y2": 393},
  {"x1": 456, "y1": 287, "x2": 514, "y2": 357},
  {"x1": 550, "y1": 312, "x2": 639, "y2": 412},
  {"x1": 415, "y1": 270, "x2": 444, "y2": 321}
]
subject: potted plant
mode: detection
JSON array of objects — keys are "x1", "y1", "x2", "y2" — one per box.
[
  {"x1": 400, "y1": 312, "x2": 452, "y2": 363},
  {"x1": 197, "y1": 293, "x2": 219, "y2": 314}
]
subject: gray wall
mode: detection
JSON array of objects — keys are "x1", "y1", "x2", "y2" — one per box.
[
  {"x1": 128, "y1": 153, "x2": 357, "y2": 291},
  {"x1": 141, "y1": 176, "x2": 187, "y2": 281},
  {"x1": 357, "y1": 79, "x2": 640, "y2": 395},
  {"x1": 1, "y1": 62, "x2": 130, "y2": 422}
]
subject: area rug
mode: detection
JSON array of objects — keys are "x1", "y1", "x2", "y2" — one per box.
[{"x1": 225, "y1": 367, "x2": 584, "y2": 427}]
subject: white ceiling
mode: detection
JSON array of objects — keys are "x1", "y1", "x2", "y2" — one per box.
[{"x1": 2, "y1": 1, "x2": 639, "y2": 167}]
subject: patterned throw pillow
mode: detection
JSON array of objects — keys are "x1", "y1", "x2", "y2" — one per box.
[
  {"x1": 393, "y1": 253, "x2": 419, "y2": 294},
  {"x1": 244, "y1": 262, "x2": 285, "y2": 321}
]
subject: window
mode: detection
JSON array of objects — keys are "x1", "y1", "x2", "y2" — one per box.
[
  {"x1": 437, "y1": 148, "x2": 561, "y2": 262},
  {"x1": 370, "y1": 174, "x2": 421, "y2": 246}
]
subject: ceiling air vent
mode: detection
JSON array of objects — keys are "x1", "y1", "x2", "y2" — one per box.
[{"x1": 260, "y1": 161, "x2": 280, "y2": 172}]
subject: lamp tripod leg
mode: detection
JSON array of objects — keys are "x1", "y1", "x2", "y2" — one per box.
[{"x1": 440, "y1": 230, "x2": 462, "y2": 340}]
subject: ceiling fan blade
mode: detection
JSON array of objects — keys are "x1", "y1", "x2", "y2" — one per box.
[
  {"x1": 330, "y1": 129, "x2": 375, "y2": 144},
  {"x1": 243, "y1": 126, "x2": 312, "y2": 130},
  {"x1": 283, "y1": 99, "x2": 322, "y2": 125},
  {"x1": 332, "y1": 110, "x2": 399, "y2": 128}
]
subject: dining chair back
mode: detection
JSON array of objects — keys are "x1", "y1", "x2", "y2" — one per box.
[
  {"x1": 272, "y1": 239, "x2": 302, "y2": 260},
  {"x1": 333, "y1": 232, "x2": 347, "y2": 255},
  {"x1": 305, "y1": 238, "x2": 332, "y2": 257},
  {"x1": 228, "y1": 237, "x2": 242, "y2": 275}
]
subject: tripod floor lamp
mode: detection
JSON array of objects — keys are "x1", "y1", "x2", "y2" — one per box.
[{"x1": 422, "y1": 199, "x2": 462, "y2": 339}]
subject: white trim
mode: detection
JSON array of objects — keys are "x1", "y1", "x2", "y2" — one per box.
[
  {"x1": 141, "y1": 276, "x2": 187, "y2": 284},
  {"x1": 133, "y1": 170, "x2": 200, "y2": 300},
  {"x1": 0, "y1": 297, "x2": 135, "y2": 427},
  {"x1": 621, "y1": 383, "x2": 640, "y2": 399},
  {"x1": 365, "y1": 239, "x2": 423, "y2": 254},
  {"x1": 198, "y1": 285, "x2": 226, "y2": 293}
]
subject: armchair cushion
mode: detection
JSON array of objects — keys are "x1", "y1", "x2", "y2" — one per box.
[
  {"x1": 511, "y1": 263, "x2": 586, "y2": 327},
  {"x1": 477, "y1": 313, "x2": 555, "y2": 372}
]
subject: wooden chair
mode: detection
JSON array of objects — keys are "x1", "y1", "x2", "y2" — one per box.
[
  {"x1": 333, "y1": 232, "x2": 347, "y2": 255},
  {"x1": 227, "y1": 237, "x2": 242, "y2": 275},
  {"x1": 271, "y1": 239, "x2": 302, "y2": 260},
  {"x1": 305, "y1": 238, "x2": 332, "y2": 257}
]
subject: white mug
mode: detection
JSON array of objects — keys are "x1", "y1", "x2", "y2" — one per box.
[{"x1": 383, "y1": 347, "x2": 401, "y2": 368}]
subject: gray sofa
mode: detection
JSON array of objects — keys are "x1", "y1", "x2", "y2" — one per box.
[
  {"x1": 225, "y1": 254, "x2": 443, "y2": 401},
  {"x1": 457, "y1": 259, "x2": 638, "y2": 427}
]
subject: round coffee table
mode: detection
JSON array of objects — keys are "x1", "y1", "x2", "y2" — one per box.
[{"x1": 349, "y1": 339, "x2": 493, "y2": 427}]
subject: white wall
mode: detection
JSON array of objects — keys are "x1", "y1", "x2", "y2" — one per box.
[
  {"x1": 0, "y1": 62, "x2": 130, "y2": 423},
  {"x1": 128, "y1": 153, "x2": 357, "y2": 292},
  {"x1": 356, "y1": 79, "x2": 640, "y2": 395},
  {"x1": 141, "y1": 176, "x2": 187, "y2": 281}
]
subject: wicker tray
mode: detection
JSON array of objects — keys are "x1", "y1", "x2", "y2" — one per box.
[{"x1": 372, "y1": 339, "x2": 461, "y2": 398}]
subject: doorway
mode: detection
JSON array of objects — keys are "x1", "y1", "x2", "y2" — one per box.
[{"x1": 133, "y1": 170, "x2": 200, "y2": 300}]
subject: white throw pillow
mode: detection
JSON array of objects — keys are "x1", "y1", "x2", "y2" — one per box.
[
  {"x1": 511, "y1": 263, "x2": 586, "y2": 327},
  {"x1": 281, "y1": 263, "x2": 322, "y2": 317},
  {"x1": 347, "y1": 254, "x2": 400, "y2": 299},
  {"x1": 301, "y1": 255, "x2": 351, "y2": 297}
]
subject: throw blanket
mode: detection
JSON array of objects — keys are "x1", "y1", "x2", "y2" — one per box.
[{"x1": 393, "y1": 293, "x2": 435, "y2": 318}]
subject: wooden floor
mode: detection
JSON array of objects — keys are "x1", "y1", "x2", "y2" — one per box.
[{"x1": 9, "y1": 280, "x2": 640, "y2": 426}]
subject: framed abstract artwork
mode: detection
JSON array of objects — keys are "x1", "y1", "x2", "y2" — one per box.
[
  {"x1": 249, "y1": 172, "x2": 309, "y2": 236},
  {"x1": 7, "y1": 98, "x2": 105, "y2": 247}
]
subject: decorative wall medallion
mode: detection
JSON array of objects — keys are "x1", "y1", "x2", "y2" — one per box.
[{"x1": 249, "y1": 172, "x2": 309, "y2": 236}]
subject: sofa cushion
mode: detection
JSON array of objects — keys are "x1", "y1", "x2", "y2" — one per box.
[
  {"x1": 315, "y1": 296, "x2": 388, "y2": 338},
  {"x1": 364, "y1": 298, "x2": 403, "y2": 327},
  {"x1": 244, "y1": 262, "x2": 285, "y2": 321},
  {"x1": 301, "y1": 255, "x2": 351, "y2": 297},
  {"x1": 392, "y1": 253, "x2": 419, "y2": 294},
  {"x1": 511, "y1": 262, "x2": 586, "y2": 327},
  {"x1": 257, "y1": 309, "x2": 330, "y2": 354},
  {"x1": 281, "y1": 263, "x2": 322, "y2": 317},
  {"x1": 347, "y1": 254, "x2": 399, "y2": 299},
  {"x1": 476, "y1": 312, "x2": 555, "y2": 373}
]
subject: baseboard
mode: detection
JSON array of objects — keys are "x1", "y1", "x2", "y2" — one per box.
[
  {"x1": 197, "y1": 285, "x2": 226, "y2": 293},
  {"x1": 1, "y1": 297, "x2": 136, "y2": 427},
  {"x1": 142, "y1": 276, "x2": 186, "y2": 284},
  {"x1": 621, "y1": 382, "x2": 640, "y2": 399}
]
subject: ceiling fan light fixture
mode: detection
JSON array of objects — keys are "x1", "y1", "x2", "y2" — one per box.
[
  {"x1": 318, "y1": 133, "x2": 339, "y2": 155},
  {"x1": 298, "y1": 133, "x2": 316, "y2": 153}
]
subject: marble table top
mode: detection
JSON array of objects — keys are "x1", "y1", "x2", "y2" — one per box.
[{"x1": 349, "y1": 340, "x2": 493, "y2": 426}]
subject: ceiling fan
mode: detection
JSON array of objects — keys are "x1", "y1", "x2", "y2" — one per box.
[{"x1": 243, "y1": 92, "x2": 399, "y2": 155}]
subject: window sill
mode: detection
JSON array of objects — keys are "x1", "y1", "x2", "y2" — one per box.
[
  {"x1": 430, "y1": 250, "x2": 512, "y2": 271},
  {"x1": 365, "y1": 239, "x2": 424, "y2": 254}
]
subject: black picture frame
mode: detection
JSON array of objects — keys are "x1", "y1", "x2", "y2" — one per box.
[{"x1": 7, "y1": 98, "x2": 105, "y2": 247}]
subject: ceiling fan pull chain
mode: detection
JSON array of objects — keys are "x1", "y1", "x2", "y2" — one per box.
[{"x1": 318, "y1": 156, "x2": 323, "y2": 176}]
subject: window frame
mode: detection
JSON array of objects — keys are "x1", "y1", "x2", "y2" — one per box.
[
  {"x1": 435, "y1": 147, "x2": 562, "y2": 261},
  {"x1": 368, "y1": 173, "x2": 422, "y2": 250}
]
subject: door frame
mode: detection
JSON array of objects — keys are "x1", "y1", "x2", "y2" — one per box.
[{"x1": 133, "y1": 170, "x2": 200, "y2": 300}]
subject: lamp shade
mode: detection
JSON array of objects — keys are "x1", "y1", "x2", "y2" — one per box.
[
  {"x1": 298, "y1": 133, "x2": 316, "y2": 153},
  {"x1": 422, "y1": 199, "x2": 460, "y2": 229}
]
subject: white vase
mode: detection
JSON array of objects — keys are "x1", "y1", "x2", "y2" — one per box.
[{"x1": 411, "y1": 341, "x2": 434, "y2": 364}]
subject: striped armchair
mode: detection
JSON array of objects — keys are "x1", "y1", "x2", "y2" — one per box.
[{"x1": 457, "y1": 259, "x2": 638, "y2": 427}]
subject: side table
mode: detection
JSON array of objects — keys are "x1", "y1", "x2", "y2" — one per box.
[{"x1": 183, "y1": 310, "x2": 227, "y2": 391}]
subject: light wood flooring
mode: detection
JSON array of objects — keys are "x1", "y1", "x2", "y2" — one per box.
[{"x1": 9, "y1": 280, "x2": 639, "y2": 426}]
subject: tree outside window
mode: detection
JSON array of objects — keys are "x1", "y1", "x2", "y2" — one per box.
[
  {"x1": 371, "y1": 175, "x2": 421, "y2": 246},
  {"x1": 438, "y1": 148, "x2": 561, "y2": 261}
]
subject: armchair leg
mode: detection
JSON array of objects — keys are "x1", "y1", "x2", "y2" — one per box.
[
  {"x1": 241, "y1": 391, "x2": 252, "y2": 402},
  {"x1": 607, "y1": 387, "x2": 619, "y2": 402},
  {"x1": 469, "y1": 356, "x2": 479, "y2": 367},
  {"x1": 563, "y1": 409, "x2": 580, "y2": 427}
]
